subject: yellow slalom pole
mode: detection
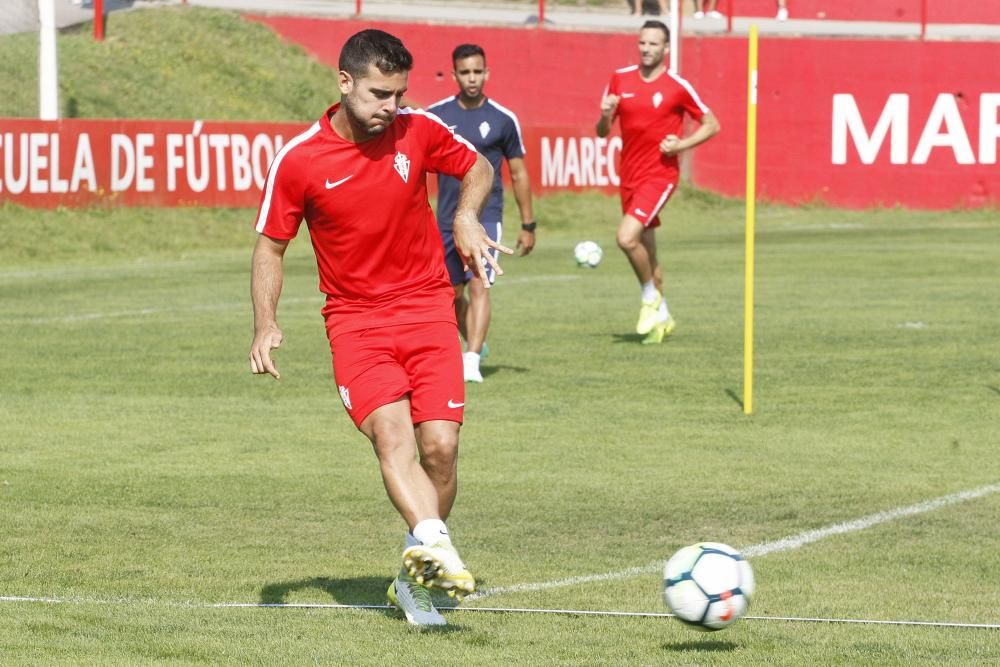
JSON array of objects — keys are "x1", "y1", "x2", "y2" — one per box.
[{"x1": 743, "y1": 25, "x2": 759, "y2": 416}]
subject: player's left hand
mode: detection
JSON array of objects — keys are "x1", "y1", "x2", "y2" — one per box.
[
  {"x1": 454, "y1": 213, "x2": 513, "y2": 288},
  {"x1": 515, "y1": 228, "x2": 535, "y2": 256},
  {"x1": 660, "y1": 134, "x2": 683, "y2": 156}
]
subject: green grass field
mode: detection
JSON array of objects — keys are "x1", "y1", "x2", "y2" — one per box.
[
  {"x1": 2, "y1": 5, "x2": 1000, "y2": 665},
  {"x1": 1, "y1": 192, "x2": 999, "y2": 664}
]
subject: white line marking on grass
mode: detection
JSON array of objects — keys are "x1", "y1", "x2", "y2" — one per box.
[
  {"x1": 216, "y1": 604, "x2": 1000, "y2": 628},
  {"x1": 0, "y1": 258, "x2": 228, "y2": 283},
  {"x1": 468, "y1": 481, "x2": 1000, "y2": 601},
  {"x1": 451, "y1": 608, "x2": 1000, "y2": 629},
  {"x1": 3, "y1": 297, "x2": 321, "y2": 326},
  {"x1": 491, "y1": 274, "x2": 581, "y2": 286},
  {"x1": 4, "y1": 482, "x2": 1000, "y2": 631},
  {"x1": 775, "y1": 223, "x2": 867, "y2": 231},
  {"x1": 2, "y1": 277, "x2": 575, "y2": 326},
  {"x1": 6, "y1": 596, "x2": 997, "y2": 630}
]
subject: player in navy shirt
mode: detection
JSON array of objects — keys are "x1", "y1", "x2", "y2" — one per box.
[{"x1": 428, "y1": 44, "x2": 536, "y2": 383}]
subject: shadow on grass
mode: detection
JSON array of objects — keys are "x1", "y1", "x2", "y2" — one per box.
[
  {"x1": 260, "y1": 576, "x2": 387, "y2": 607},
  {"x1": 259, "y1": 576, "x2": 468, "y2": 631},
  {"x1": 481, "y1": 364, "x2": 529, "y2": 379},
  {"x1": 725, "y1": 388, "x2": 744, "y2": 410},
  {"x1": 987, "y1": 385, "x2": 1000, "y2": 397},
  {"x1": 662, "y1": 639, "x2": 739, "y2": 653},
  {"x1": 610, "y1": 333, "x2": 646, "y2": 344}
]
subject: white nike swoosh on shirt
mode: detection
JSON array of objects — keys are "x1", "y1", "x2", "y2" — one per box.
[
  {"x1": 448, "y1": 400, "x2": 465, "y2": 408},
  {"x1": 325, "y1": 175, "x2": 353, "y2": 189},
  {"x1": 620, "y1": 93, "x2": 635, "y2": 98}
]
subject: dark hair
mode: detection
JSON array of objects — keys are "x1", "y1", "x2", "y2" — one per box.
[
  {"x1": 339, "y1": 29, "x2": 413, "y2": 79},
  {"x1": 641, "y1": 20, "x2": 670, "y2": 41},
  {"x1": 452, "y1": 43, "x2": 486, "y2": 67}
]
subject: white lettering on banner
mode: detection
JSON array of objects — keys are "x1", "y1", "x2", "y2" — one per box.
[
  {"x1": 111, "y1": 133, "x2": 156, "y2": 192},
  {"x1": 135, "y1": 133, "x2": 155, "y2": 192},
  {"x1": 70, "y1": 134, "x2": 96, "y2": 192},
  {"x1": 1, "y1": 134, "x2": 25, "y2": 193},
  {"x1": 231, "y1": 134, "x2": 252, "y2": 191},
  {"x1": 595, "y1": 136, "x2": 610, "y2": 186},
  {"x1": 980, "y1": 94, "x2": 1000, "y2": 164},
  {"x1": 1, "y1": 132, "x2": 97, "y2": 194},
  {"x1": 832, "y1": 93, "x2": 909, "y2": 165},
  {"x1": 111, "y1": 134, "x2": 136, "y2": 192},
  {"x1": 50, "y1": 135, "x2": 69, "y2": 193},
  {"x1": 166, "y1": 133, "x2": 184, "y2": 192},
  {"x1": 541, "y1": 136, "x2": 621, "y2": 187},
  {"x1": 164, "y1": 124, "x2": 283, "y2": 193},
  {"x1": 186, "y1": 121, "x2": 210, "y2": 193},
  {"x1": 833, "y1": 93, "x2": 998, "y2": 165},
  {"x1": 252, "y1": 133, "x2": 282, "y2": 190},
  {"x1": 0, "y1": 126, "x2": 290, "y2": 199},
  {"x1": 208, "y1": 134, "x2": 231, "y2": 191},
  {"x1": 29, "y1": 133, "x2": 49, "y2": 193},
  {"x1": 911, "y1": 94, "x2": 974, "y2": 165}
]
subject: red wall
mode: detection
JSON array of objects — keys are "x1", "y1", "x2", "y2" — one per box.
[
  {"x1": 720, "y1": 1, "x2": 1000, "y2": 23},
  {"x1": 256, "y1": 16, "x2": 1000, "y2": 209}
]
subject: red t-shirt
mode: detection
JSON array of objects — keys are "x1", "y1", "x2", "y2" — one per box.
[
  {"x1": 254, "y1": 104, "x2": 479, "y2": 338},
  {"x1": 603, "y1": 65, "x2": 710, "y2": 188}
]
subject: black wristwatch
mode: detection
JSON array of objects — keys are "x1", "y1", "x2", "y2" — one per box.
[{"x1": 521, "y1": 222, "x2": 537, "y2": 232}]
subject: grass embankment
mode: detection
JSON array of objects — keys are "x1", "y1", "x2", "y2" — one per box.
[{"x1": 0, "y1": 5, "x2": 339, "y2": 120}]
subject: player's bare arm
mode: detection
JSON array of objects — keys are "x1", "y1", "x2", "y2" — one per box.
[
  {"x1": 453, "y1": 153, "x2": 512, "y2": 288},
  {"x1": 596, "y1": 94, "x2": 620, "y2": 138},
  {"x1": 660, "y1": 111, "x2": 721, "y2": 156},
  {"x1": 249, "y1": 234, "x2": 289, "y2": 380},
  {"x1": 508, "y1": 156, "x2": 536, "y2": 256}
]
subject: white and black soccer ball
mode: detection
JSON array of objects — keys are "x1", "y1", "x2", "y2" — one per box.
[
  {"x1": 663, "y1": 542, "x2": 755, "y2": 631},
  {"x1": 574, "y1": 240, "x2": 603, "y2": 268}
]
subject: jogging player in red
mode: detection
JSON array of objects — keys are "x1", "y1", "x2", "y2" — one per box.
[
  {"x1": 249, "y1": 29, "x2": 510, "y2": 627},
  {"x1": 596, "y1": 20, "x2": 720, "y2": 344}
]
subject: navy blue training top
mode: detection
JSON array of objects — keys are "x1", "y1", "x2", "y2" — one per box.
[{"x1": 426, "y1": 96, "x2": 526, "y2": 229}]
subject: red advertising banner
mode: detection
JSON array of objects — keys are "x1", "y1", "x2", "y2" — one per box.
[
  {"x1": 684, "y1": 36, "x2": 1000, "y2": 209},
  {"x1": 0, "y1": 117, "x2": 618, "y2": 209},
  {"x1": 0, "y1": 118, "x2": 307, "y2": 208}
]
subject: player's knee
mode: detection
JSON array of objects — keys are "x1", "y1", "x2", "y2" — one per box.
[
  {"x1": 419, "y1": 430, "x2": 459, "y2": 473},
  {"x1": 366, "y1": 413, "x2": 416, "y2": 462},
  {"x1": 617, "y1": 229, "x2": 640, "y2": 251}
]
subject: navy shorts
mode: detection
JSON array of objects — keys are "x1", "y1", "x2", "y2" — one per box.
[{"x1": 440, "y1": 221, "x2": 502, "y2": 286}]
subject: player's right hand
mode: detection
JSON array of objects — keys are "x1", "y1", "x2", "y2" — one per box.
[
  {"x1": 454, "y1": 212, "x2": 513, "y2": 289},
  {"x1": 249, "y1": 324, "x2": 283, "y2": 380},
  {"x1": 600, "y1": 94, "x2": 620, "y2": 117}
]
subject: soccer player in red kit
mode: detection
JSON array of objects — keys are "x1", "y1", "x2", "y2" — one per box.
[
  {"x1": 249, "y1": 29, "x2": 510, "y2": 627},
  {"x1": 596, "y1": 20, "x2": 720, "y2": 344}
]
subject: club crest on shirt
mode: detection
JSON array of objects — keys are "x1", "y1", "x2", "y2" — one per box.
[
  {"x1": 652, "y1": 92, "x2": 664, "y2": 109},
  {"x1": 393, "y1": 152, "x2": 410, "y2": 183},
  {"x1": 479, "y1": 121, "x2": 491, "y2": 139},
  {"x1": 338, "y1": 385, "x2": 352, "y2": 410}
]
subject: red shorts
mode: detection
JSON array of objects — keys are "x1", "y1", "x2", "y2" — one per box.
[
  {"x1": 328, "y1": 320, "x2": 464, "y2": 429},
  {"x1": 621, "y1": 180, "x2": 677, "y2": 228}
]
